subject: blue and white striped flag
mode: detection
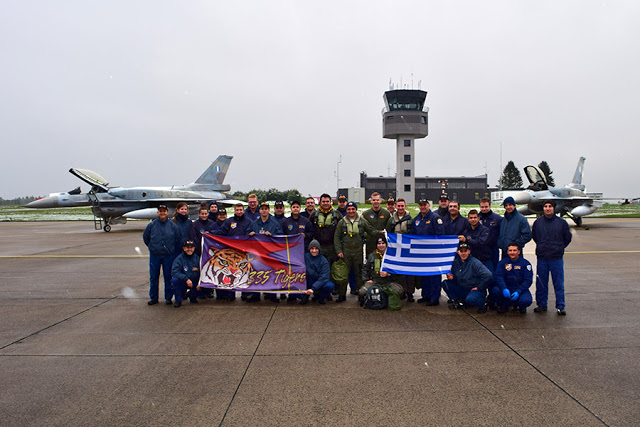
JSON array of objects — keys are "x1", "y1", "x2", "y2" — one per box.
[{"x1": 381, "y1": 233, "x2": 459, "y2": 276}]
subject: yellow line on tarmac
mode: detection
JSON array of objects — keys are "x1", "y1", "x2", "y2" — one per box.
[{"x1": 0, "y1": 255, "x2": 146, "y2": 258}]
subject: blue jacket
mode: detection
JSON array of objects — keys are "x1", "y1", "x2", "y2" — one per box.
[
  {"x1": 462, "y1": 223, "x2": 491, "y2": 261},
  {"x1": 190, "y1": 218, "x2": 216, "y2": 255},
  {"x1": 173, "y1": 214, "x2": 193, "y2": 252},
  {"x1": 244, "y1": 207, "x2": 260, "y2": 222},
  {"x1": 282, "y1": 215, "x2": 314, "y2": 249},
  {"x1": 479, "y1": 210, "x2": 502, "y2": 248},
  {"x1": 143, "y1": 218, "x2": 180, "y2": 256},
  {"x1": 304, "y1": 252, "x2": 331, "y2": 293},
  {"x1": 532, "y1": 215, "x2": 572, "y2": 260},
  {"x1": 450, "y1": 255, "x2": 492, "y2": 291},
  {"x1": 410, "y1": 210, "x2": 444, "y2": 235},
  {"x1": 171, "y1": 251, "x2": 200, "y2": 283},
  {"x1": 494, "y1": 255, "x2": 533, "y2": 293},
  {"x1": 497, "y1": 210, "x2": 532, "y2": 252},
  {"x1": 214, "y1": 214, "x2": 252, "y2": 236},
  {"x1": 248, "y1": 214, "x2": 283, "y2": 235},
  {"x1": 442, "y1": 215, "x2": 469, "y2": 236}
]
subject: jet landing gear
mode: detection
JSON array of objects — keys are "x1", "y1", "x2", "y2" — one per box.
[
  {"x1": 103, "y1": 224, "x2": 112, "y2": 232},
  {"x1": 565, "y1": 212, "x2": 583, "y2": 227}
]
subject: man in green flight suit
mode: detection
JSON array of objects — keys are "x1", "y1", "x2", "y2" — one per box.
[
  {"x1": 361, "y1": 192, "x2": 391, "y2": 256},
  {"x1": 334, "y1": 201, "x2": 379, "y2": 302}
]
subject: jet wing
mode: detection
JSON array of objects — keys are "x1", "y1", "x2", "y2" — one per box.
[{"x1": 69, "y1": 168, "x2": 110, "y2": 192}]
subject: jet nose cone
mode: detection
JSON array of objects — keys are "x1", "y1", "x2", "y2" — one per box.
[
  {"x1": 513, "y1": 191, "x2": 532, "y2": 204},
  {"x1": 25, "y1": 196, "x2": 58, "y2": 208}
]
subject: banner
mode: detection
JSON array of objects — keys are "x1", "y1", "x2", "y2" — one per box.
[
  {"x1": 381, "y1": 233, "x2": 458, "y2": 276},
  {"x1": 199, "y1": 233, "x2": 306, "y2": 292}
]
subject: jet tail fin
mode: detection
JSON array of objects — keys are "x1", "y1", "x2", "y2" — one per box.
[
  {"x1": 195, "y1": 155, "x2": 233, "y2": 185},
  {"x1": 568, "y1": 157, "x2": 586, "y2": 191}
]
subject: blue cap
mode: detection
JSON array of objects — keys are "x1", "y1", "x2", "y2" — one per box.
[
  {"x1": 502, "y1": 196, "x2": 516, "y2": 206},
  {"x1": 346, "y1": 201, "x2": 357, "y2": 209}
]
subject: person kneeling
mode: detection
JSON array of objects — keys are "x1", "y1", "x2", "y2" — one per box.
[
  {"x1": 360, "y1": 236, "x2": 404, "y2": 310},
  {"x1": 301, "y1": 240, "x2": 335, "y2": 305},
  {"x1": 442, "y1": 243, "x2": 492, "y2": 312},
  {"x1": 170, "y1": 240, "x2": 201, "y2": 308},
  {"x1": 490, "y1": 242, "x2": 533, "y2": 314}
]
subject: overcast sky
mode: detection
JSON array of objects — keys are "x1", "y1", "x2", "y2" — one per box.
[{"x1": 1, "y1": 0, "x2": 638, "y2": 200}]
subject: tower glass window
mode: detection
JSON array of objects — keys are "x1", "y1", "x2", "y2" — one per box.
[
  {"x1": 404, "y1": 140, "x2": 411, "y2": 147},
  {"x1": 404, "y1": 169, "x2": 411, "y2": 177},
  {"x1": 404, "y1": 154, "x2": 411, "y2": 162},
  {"x1": 404, "y1": 184, "x2": 411, "y2": 192}
]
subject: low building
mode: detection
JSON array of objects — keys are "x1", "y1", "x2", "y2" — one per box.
[{"x1": 339, "y1": 173, "x2": 490, "y2": 204}]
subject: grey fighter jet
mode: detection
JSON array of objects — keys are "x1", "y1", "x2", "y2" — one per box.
[
  {"x1": 26, "y1": 155, "x2": 243, "y2": 231},
  {"x1": 513, "y1": 157, "x2": 601, "y2": 226}
]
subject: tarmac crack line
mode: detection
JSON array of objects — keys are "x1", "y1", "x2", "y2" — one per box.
[
  {"x1": 465, "y1": 310, "x2": 608, "y2": 426},
  {"x1": 0, "y1": 295, "x2": 120, "y2": 351},
  {"x1": 217, "y1": 302, "x2": 279, "y2": 426}
]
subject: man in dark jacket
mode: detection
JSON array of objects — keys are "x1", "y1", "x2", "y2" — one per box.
[
  {"x1": 532, "y1": 200, "x2": 572, "y2": 315},
  {"x1": 387, "y1": 198, "x2": 415, "y2": 302},
  {"x1": 301, "y1": 240, "x2": 335, "y2": 305},
  {"x1": 460, "y1": 209, "x2": 493, "y2": 272},
  {"x1": 442, "y1": 200, "x2": 469, "y2": 236},
  {"x1": 244, "y1": 193, "x2": 260, "y2": 222},
  {"x1": 143, "y1": 205, "x2": 180, "y2": 305},
  {"x1": 497, "y1": 196, "x2": 532, "y2": 257},
  {"x1": 479, "y1": 197, "x2": 502, "y2": 271},
  {"x1": 490, "y1": 242, "x2": 534, "y2": 314},
  {"x1": 282, "y1": 200, "x2": 313, "y2": 250},
  {"x1": 410, "y1": 199, "x2": 444, "y2": 306},
  {"x1": 442, "y1": 243, "x2": 492, "y2": 311},
  {"x1": 248, "y1": 202, "x2": 283, "y2": 303},
  {"x1": 170, "y1": 240, "x2": 201, "y2": 307}
]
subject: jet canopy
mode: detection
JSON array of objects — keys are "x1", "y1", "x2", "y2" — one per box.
[
  {"x1": 69, "y1": 168, "x2": 110, "y2": 192},
  {"x1": 524, "y1": 165, "x2": 549, "y2": 191}
]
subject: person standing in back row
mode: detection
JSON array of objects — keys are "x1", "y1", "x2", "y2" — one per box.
[{"x1": 532, "y1": 200, "x2": 572, "y2": 315}]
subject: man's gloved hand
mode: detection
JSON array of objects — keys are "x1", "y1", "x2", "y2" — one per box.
[
  {"x1": 502, "y1": 288, "x2": 511, "y2": 299},
  {"x1": 510, "y1": 291, "x2": 520, "y2": 301}
]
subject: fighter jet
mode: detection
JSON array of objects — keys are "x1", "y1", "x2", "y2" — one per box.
[
  {"x1": 513, "y1": 157, "x2": 601, "y2": 226},
  {"x1": 26, "y1": 155, "x2": 242, "y2": 231}
]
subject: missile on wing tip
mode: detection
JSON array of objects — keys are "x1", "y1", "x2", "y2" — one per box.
[{"x1": 512, "y1": 191, "x2": 532, "y2": 204}]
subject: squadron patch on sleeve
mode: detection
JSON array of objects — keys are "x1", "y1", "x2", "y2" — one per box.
[
  {"x1": 505, "y1": 264, "x2": 512, "y2": 271},
  {"x1": 527, "y1": 265, "x2": 532, "y2": 271},
  {"x1": 437, "y1": 218, "x2": 443, "y2": 224}
]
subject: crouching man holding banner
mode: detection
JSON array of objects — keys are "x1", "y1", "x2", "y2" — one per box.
[
  {"x1": 441, "y1": 242, "x2": 492, "y2": 312},
  {"x1": 301, "y1": 240, "x2": 335, "y2": 305}
]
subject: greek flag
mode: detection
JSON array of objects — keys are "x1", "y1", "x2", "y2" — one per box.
[{"x1": 382, "y1": 233, "x2": 459, "y2": 276}]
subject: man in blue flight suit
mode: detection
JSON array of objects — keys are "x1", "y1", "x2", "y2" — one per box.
[
  {"x1": 532, "y1": 200, "x2": 572, "y2": 315},
  {"x1": 143, "y1": 205, "x2": 180, "y2": 306},
  {"x1": 410, "y1": 199, "x2": 444, "y2": 306},
  {"x1": 497, "y1": 196, "x2": 532, "y2": 258},
  {"x1": 442, "y1": 243, "x2": 492, "y2": 311},
  {"x1": 490, "y1": 242, "x2": 534, "y2": 314},
  {"x1": 273, "y1": 201, "x2": 287, "y2": 228},
  {"x1": 248, "y1": 202, "x2": 284, "y2": 303},
  {"x1": 479, "y1": 197, "x2": 502, "y2": 271},
  {"x1": 170, "y1": 240, "x2": 201, "y2": 307},
  {"x1": 282, "y1": 200, "x2": 313, "y2": 251}
]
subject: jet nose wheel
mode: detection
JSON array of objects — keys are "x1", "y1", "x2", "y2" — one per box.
[{"x1": 103, "y1": 224, "x2": 111, "y2": 232}]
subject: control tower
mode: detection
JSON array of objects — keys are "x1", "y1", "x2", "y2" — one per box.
[{"x1": 382, "y1": 89, "x2": 429, "y2": 204}]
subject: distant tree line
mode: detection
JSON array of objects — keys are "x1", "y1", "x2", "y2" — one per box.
[
  {"x1": 0, "y1": 196, "x2": 40, "y2": 206},
  {"x1": 231, "y1": 188, "x2": 306, "y2": 202}
]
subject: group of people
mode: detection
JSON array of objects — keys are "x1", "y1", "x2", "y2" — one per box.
[{"x1": 142, "y1": 192, "x2": 572, "y2": 314}]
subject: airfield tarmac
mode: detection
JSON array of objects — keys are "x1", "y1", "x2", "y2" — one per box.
[{"x1": 0, "y1": 219, "x2": 638, "y2": 426}]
